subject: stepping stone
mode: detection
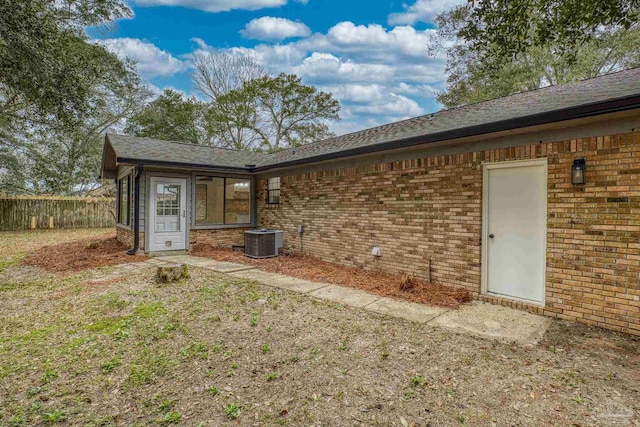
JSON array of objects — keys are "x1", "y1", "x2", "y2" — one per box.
[
  {"x1": 229, "y1": 270, "x2": 329, "y2": 293},
  {"x1": 309, "y1": 285, "x2": 380, "y2": 308},
  {"x1": 428, "y1": 301, "x2": 551, "y2": 346},
  {"x1": 365, "y1": 297, "x2": 448, "y2": 323},
  {"x1": 154, "y1": 255, "x2": 254, "y2": 273},
  {"x1": 199, "y1": 261, "x2": 255, "y2": 273}
]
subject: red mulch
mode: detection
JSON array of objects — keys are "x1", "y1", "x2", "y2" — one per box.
[
  {"x1": 22, "y1": 234, "x2": 147, "y2": 273},
  {"x1": 191, "y1": 244, "x2": 470, "y2": 309}
]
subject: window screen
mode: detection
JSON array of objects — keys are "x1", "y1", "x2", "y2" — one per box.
[{"x1": 267, "y1": 177, "x2": 280, "y2": 204}]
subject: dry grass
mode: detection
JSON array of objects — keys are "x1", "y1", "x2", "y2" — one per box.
[
  {"x1": 0, "y1": 230, "x2": 639, "y2": 426},
  {"x1": 191, "y1": 245, "x2": 470, "y2": 309}
]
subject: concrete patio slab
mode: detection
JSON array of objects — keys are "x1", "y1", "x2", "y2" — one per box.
[
  {"x1": 429, "y1": 301, "x2": 551, "y2": 346},
  {"x1": 308, "y1": 284, "x2": 381, "y2": 308},
  {"x1": 151, "y1": 254, "x2": 551, "y2": 345},
  {"x1": 229, "y1": 269, "x2": 330, "y2": 293},
  {"x1": 155, "y1": 255, "x2": 196, "y2": 264},
  {"x1": 366, "y1": 297, "x2": 449, "y2": 323},
  {"x1": 199, "y1": 261, "x2": 255, "y2": 273},
  {"x1": 155, "y1": 255, "x2": 254, "y2": 273}
]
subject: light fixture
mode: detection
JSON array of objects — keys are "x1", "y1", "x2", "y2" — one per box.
[{"x1": 571, "y1": 158, "x2": 586, "y2": 185}]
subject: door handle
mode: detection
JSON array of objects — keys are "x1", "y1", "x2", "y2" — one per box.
[
  {"x1": 182, "y1": 210, "x2": 186, "y2": 218},
  {"x1": 489, "y1": 234, "x2": 495, "y2": 239}
]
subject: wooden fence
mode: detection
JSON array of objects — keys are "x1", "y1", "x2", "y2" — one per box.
[{"x1": 0, "y1": 196, "x2": 116, "y2": 230}]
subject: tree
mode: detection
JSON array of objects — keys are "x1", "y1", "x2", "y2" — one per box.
[
  {"x1": 432, "y1": 4, "x2": 640, "y2": 108},
  {"x1": 192, "y1": 52, "x2": 266, "y2": 149},
  {"x1": 192, "y1": 52, "x2": 265, "y2": 102},
  {"x1": 458, "y1": 0, "x2": 640, "y2": 65},
  {"x1": 0, "y1": 67, "x2": 151, "y2": 195},
  {"x1": 192, "y1": 53, "x2": 341, "y2": 151},
  {"x1": 125, "y1": 89, "x2": 205, "y2": 144},
  {"x1": 0, "y1": 0, "x2": 154, "y2": 195},
  {"x1": 0, "y1": 0, "x2": 133, "y2": 128},
  {"x1": 240, "y1": 73, "x2": 340, "y2": 151}
]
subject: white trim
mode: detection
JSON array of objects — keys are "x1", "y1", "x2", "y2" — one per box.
[
  {"x1": 148, "y1": 176, "x2": 188, "y2": 252},
  {"x1": 481, "y1": 158, "x2": 547, "y2": 306}
]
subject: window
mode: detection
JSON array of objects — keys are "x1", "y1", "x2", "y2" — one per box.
[
  {"x1": 195, "y1": 176, "x2": 251, "y2": 226},
  {"x1": 267, "y1": 177, "x2": 280, "y2": 204},
  {"x1": 117, "y1": 175, "x2": 131, "y2": 226},
  {"x1": 225, "y1": 178, "x2": 251, "y2": 224},
  {"x1": 156, "y1": 184, "x2": 180, "y2": 216}
]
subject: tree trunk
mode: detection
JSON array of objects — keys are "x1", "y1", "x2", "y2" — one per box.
[{"x1": 156, "y1": 263, "x2": 190, "y2": 283}]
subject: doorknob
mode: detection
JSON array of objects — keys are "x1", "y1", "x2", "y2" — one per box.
[
  {"x1": 489, "y1": 234, "x2": 495, "y2": 238},
  {"x1": 182, "y1": 210, "x2": 186, "y2": 218}
]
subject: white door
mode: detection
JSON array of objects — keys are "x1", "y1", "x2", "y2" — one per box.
[
  {"x1": 149, "y1": 177, "x2": 187, "y2": 252},
  {"x1": 482, "y1": 159, "x2": 547, "y2": 304}
]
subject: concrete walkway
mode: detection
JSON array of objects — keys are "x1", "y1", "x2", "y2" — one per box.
[{"x1": 150, "y1": 255, "x2": 551, "y2": 346}]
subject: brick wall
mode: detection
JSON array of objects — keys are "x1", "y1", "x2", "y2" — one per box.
[
  {"x1": 257, "y1": 131, "x2": 640, "y2": 335},
  {"x1": 190, "y1": 227, "x2": 251, "y2": 248}
]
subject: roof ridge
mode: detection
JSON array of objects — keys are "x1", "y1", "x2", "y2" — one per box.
[
  {"x1": 442, "y1": 65, "x2": 640, "y2": 112},
  {"x1": 107, "y1": 133, "x2": 267, "y2": 154}
]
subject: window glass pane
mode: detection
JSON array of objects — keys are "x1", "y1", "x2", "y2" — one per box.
[
  {"x1": 155, "y1": 183, "x2": 181, "y2": 232},
  {"x1": 268, "y1": 192, "x2": 280, "y2": 204},
  {"x1": 119, "y1": 178, "x2": 129, "y2": 225},
  {"x1": 225, "y1": 178, "x2": 251, "y2": 224},
  {"x1": 195, "y1": 177, "x2": 224, "y2": 225},
  {"x1": 268, "y1": 177, "x2": 280, "y2": 190},
  {"x1": 268, "y1": 177, "x2": 280, "y2": 204}
]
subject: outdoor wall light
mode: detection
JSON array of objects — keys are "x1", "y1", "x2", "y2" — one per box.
[{"x1": 571, "y1": 158, "x2": 586, "y2": 185}]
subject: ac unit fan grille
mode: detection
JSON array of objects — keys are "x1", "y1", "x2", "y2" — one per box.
[{"x1": 244, "y1": 232, "x2": 276, "y2": 258}]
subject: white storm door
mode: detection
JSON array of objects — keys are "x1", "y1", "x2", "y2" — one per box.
[
  {"x1": 149, "y1": 177, "x2": 187, "y2": 252},
  {"x1": 482, "y1": 159, "x2": 547, "y2": 304}
]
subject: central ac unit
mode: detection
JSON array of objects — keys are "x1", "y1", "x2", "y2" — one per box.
[{"x1": 244, "y1": 229, "x2": 283, "y2": 258}]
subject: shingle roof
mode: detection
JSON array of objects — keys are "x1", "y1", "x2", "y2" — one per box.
[
  {"x1": 104, "y1": 67, "x2": 640, "y2": 173},
  {"x1": 263, "y1": 66, "x2": 640, "y2": 168},
  {"x1": 106, "y1": 134, "x2": 269, "y2": 169}
]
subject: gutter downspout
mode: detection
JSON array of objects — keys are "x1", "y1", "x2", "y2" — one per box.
[{"x1": 126, "y1": 165, "x2": 143, "y2": 255}]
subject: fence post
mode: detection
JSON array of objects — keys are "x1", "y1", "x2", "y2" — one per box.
[
  {"x1": 30, "y1": 216, "x2": 37, "y2": 229},
  {"x1": 49, "y1": 216, "x2": 54, "y2": 229}
]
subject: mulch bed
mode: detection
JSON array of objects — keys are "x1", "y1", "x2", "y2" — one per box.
[
  {"x1": 191, "y1": 244, "x2": 470, "y2": 309},
  {"x1": 22, "y1": 234, "x2": 147, "y2": 273}
]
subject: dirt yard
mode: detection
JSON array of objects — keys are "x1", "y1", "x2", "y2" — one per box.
[{"x1": 1, "y1": 230, "x2": 639, "y2": 426}]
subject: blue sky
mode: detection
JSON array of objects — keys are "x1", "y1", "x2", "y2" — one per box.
[{"x1": 91, "y1": 0, "x2": 462, "y2": 135}]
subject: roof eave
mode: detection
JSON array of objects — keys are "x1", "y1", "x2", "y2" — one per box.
[
  {"x1": 115, "y1": 157, "x2": 255, "y2": 172},
  {"x1": 99, "y1": 134, "x2": 117, "y2": 179},
  {"x1": 254, "y1": 94, "x2": 640, "y2": 172}
]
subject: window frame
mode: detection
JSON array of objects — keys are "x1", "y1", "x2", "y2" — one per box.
[
  {"x1": 266, "y1": 177, "x2": 281, "y2": 205},
  {"x1": 117, "y1": 174, "x2": 131, "y2": 227},
  {"x1": 191, "y1": 174, "x2": 254, "y2": 229}
]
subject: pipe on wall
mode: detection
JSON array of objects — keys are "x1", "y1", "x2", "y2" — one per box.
[{"x1": 126, "y1": 165, "x2": 143, "y2": 255}]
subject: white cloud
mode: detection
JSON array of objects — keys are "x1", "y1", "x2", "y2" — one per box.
[
  {"x1": 348, "y1": 93, "x2": 423, "y2": 117},
  {"x1": 297, "y1": 22, "x2": 438, "y2": 61},
  {"x1": 320, "y1": 83, "x2": 424, "y2": 124},
  {"x1": 388, "y1": 0, "x2": 466, "y2": 25},
  {"x1": 320, "y1": 84, "x2": 387, "y2": 103},
  {"x1": 184, "y1": 20, "x2": 448, "y2": 135},
  {"x1": 393, "y1": 82, "x2": 440, "y2": 97},
  {"x1": 131, "y1": 0, "x2": 288, "y2": 12},
  {"x1": 291, "y1": 53, "x2": 396, "y2": 84},
  {"x1": 241, "y1": 17, "x2": 311, "y2": 41},
  {"x1": 99, "y1": 38, "x2": 188, "y2": 78}
]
